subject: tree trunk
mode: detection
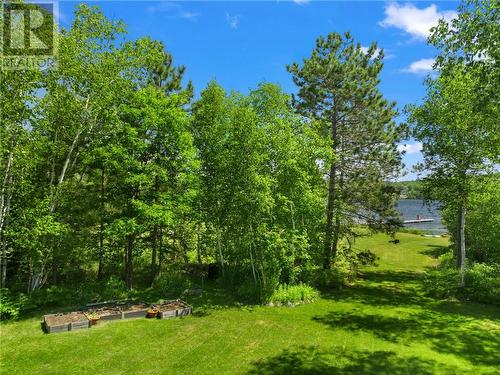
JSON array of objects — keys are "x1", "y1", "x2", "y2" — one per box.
[
  {"x1": 0, "y1": 236, "x2": 7, "y2": 288},
  {"x1": 125, "y1": 234, "x2": 134, "y2": 290},
  {"x1": 150, "y1": 224, "x2": 158, "y2": 283},
  {"x1": 97, "y1": 167, "x2": 105, "y2": 280},
  {"x1": 217, "y1": 227, "x2": 225, "y2": 275},
  {"x1": 0, "y1": 145, "x2": 14, "y2": 288},
  {"x1": 455, "y1": 208, "x2": 463, "y2": 269},
  {"x1": 459, "y1": 202, "x2": 466, "y2": 287},
  {"x1": 331, "y1": 143, "x2": 344, "y2": 262},
  {"x1": 196, "y1": 222, "x2": 202, "y2": 264},
  {"x1": 323, "y1": 114, "x2": 338, "y2": 270},
  {"x1": 158, "y1": 226, "x2": 164, "y2": 276}
]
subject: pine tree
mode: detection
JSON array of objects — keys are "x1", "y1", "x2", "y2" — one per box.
[{"x1": 288, "y1": 32, "x2": 403, "y2": 269}]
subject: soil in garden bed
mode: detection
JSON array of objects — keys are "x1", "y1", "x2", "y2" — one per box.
[
  {"x1": 87, "y1": 306, "x2": 122, "y2": 317},
  {"x1": 119, "y1": 303, "x2": 150, "y2": 312},
  {"x1": 156, "y1": 301, "x2": 186, "y2": 312},
  {"x1": 45, "y1": 312, "x2": 89, "y2": 326},
  {"x1": 86, "y1": 306, "x2": 122, "y2": 318}
]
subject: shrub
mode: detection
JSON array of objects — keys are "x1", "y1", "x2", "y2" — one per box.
[
  {"x1": 236, "y1": 279, "x2": 263, "y2": 303},
  {"x1": 102, "y1": 276, "x2": 128, "y2": 299},
  {"x1": 0, "y1": 289, "x2": 27, "y2": 320},
  {"x1": 268, "y1": 283, "x2": 319, "y2": 306},
  {"x1": 356, "y1": 249, "x2": 378, "y2": 266},
  {"x1": 463, "y1": 263, "x2": 500, "y2": 305},
  {"x1": 437, "y1": 250, "x2": 456, "y2": 269},
  {"x1": 153, "y1": 271, "x2": 192, "y2": 296},
  {"x1": 423, "y1": 268, "x2": 461, "y2": 300},
  {"x1": 424, "y1": 253, "x2": 500, "y2": 305}
]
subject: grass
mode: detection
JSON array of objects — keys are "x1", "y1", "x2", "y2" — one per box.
[{"x1": 1, "y1": 233, "x2": 499, "y2": 374}]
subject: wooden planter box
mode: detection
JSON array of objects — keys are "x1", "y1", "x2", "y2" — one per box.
[
  {"x1": 43, "y1": 312, "x2": 90, "y2": 334},
  {"x1": 156, "y1": 300, "x2": 192, "y2": 319},
  {"x1": 100, "y1": 312, "x2": 124, "y2": 321},
  {"x1": 87, "y1": 306, "x2": 124, "y2": 321},
  {"x1": 157, "y1": 309, "x2": 177, "y2": 319},
  {"x1": 119, "y1": 303, "x2": 150, "y2": 319},
  {"x1": 176, "y1": 305, "x2": 192, "y2": 317}
]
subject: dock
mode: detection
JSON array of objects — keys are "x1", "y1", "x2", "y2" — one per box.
[{"x1": 403, "y1": 219, "x2": 434, "y2": 224}]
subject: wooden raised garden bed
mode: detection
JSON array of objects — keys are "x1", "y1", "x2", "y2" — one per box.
[
  {"x1": 156, "y1": 300, "x2": 192, "y2": 319},
  {"x1": 42, "y1": 299, "x2": 192, "y2": 333},
  {"x1": 44, "y1": 312, "x2": 90, "y2": 333},
  {"x1": 119, "y1": 303, "x2": 150, "y2": 319},
  {"x1": 86, "y1": 305, "x2": 123, "y2": 321}
]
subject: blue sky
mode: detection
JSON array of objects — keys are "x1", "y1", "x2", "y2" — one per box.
[{"x1": 59, "y1": 1, "x2": 461, "y2": 180}]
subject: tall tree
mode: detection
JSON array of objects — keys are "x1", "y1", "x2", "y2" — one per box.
[
  {"x1": 408, "y1": 0, "x2": 499, "y2": 286},
  {"x1": 0, "y1": 70, "x2": 40, "y2": 288},
  {"x1": 288, "y1": 32, "x2": 403, "y2": 269},
  {"x1": 407, "y1": 67, "x2": 498, "y2": 286}
]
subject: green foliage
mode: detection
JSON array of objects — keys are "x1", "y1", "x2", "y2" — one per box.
[
  {"x1": 236, "y1": 279, "x2": 264, "y2": 303},
  {"x1": 0, "y1": 289, "x2": 27, "y2": 320},
  {"x1": 288, "y1": 31, "x2": 404, "y2": 269},
  {"x1": 268, "y1": 283, "x2": 319, "y2": 306},
  {"x1": 304, "y1": 250, "x2": 358, "y2": 289},
  {"x1": 442, "y1": 175, "x2": 500, "y2": 264},
  {"x1": 153, "y1": 271, "x2": 192, "y2": 296},
  {"x1": 408, "y1": 0, "x2": 499, "y2": 286},
  {"x1": 464, "y1": 263, "x2": 500, "y2": 305},
  {"x1": 424, "y1": 250, "x2": 500, "y2": 305},
  {"x1": 391, "y1": 180, "x2": 425, "y2": 199},
  {"x1": 356, "y1": 250, "x2": 379, "y2": 266},
  {"x1": 423, "y1": 268, "x2": 461, "y2": 300}
]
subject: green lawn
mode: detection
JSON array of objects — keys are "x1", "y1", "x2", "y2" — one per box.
[{"x1": 1, "y1": 233, "x2": 499, "y2": 374}]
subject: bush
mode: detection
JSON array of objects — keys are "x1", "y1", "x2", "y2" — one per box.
[
  {"x1": 423, "y1": 268, "x2": 461, "y2": 300},
  {"x1": 236, "y1": 279, "x2": 263, "y2": 303},
  {"x1": 463, "y1": 263, "x2": 500, "y2": 305},
  {"x1": 0, "y1": 289, "x2": 27, "y2": 320},
  {"x1": 423, "y1": 251, "x2": 500, "y2": 305},
  {"x1": 152, "y1": 271, "x2": 192, "y2": 296},
  {"x1": 356, "y1": 249, "x2": 378, "y2": 266},
  {"x1": 268, "y1": 283, "x2": 319, "y2": 306}
]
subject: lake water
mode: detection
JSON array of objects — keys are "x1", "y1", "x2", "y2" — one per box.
[{"x1": 397, "y1": 199, "x2": 447, "y2": 234}]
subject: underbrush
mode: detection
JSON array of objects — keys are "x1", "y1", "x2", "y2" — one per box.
[
  {"x1": 267, "y1": 283, "x2": 319, "y2": 306},
  {"x1": 0, "y1": 276, "x2": 130, "y2": 321},
  {"x1": 423, "y1": 250, "x2": 500, "y2": 305},
  {"x1": 152, "y1": 270, "x2": 192, "y2": 296}
]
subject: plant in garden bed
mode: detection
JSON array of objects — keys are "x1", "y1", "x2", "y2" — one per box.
[
  {"x1": 267, "y1": 284, "x2": 319, "y2": 306},
  {"x1": 85, "y1": 311, "x2": 101, "y2": 325},
  {"x1": 146, "y1": 307, "x2": 159, "y2": 318}
]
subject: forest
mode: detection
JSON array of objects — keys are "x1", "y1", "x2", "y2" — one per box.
[
  {"x1": 1, "y1": 1, "x2": 499, "y2": 373},
  {"x1": 1, "y1": 1, "x2": 498, "y2": 322}
]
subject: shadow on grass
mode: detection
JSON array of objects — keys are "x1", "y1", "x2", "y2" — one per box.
[
  {"x1": 321, "y1": 270, "x2": 431, "y2": 308},
  {"x1": 420, "y1": 245, "x2": 450, "y2": 259},
  {"x1": 247, "y1": 345, "x2": 466, "y2": 374},
  {"x1": 315, "y1": 269, "x2": 500, "y2": 366}
]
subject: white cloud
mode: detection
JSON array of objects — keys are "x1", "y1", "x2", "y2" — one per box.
[
  {"x1": 380, "y1": 3, "x2": 457, "y2": 39},
  {"x1": 403, "y1": 58, "x2": 435, "y2": 74},
  {"x1": 360, "y1": 46, "x2": 374, "y2": 55},
  {"x1": 226, "y1": 12, "x2": 239, "y2": 29},
  {"x1": 361, "y1": 46, "x2": 395, "y2": 60},
  {"x1": 398, "y1": 142, "x2": 423, "y2": 154},
  {"x1": 181, "y1": 11, "x2": 200, "y2": 20},
  {"x1": 293, "y1": 0, "x2": 310, "y2": 5},
  {"x1": 147, "y1": 2, "x2": 200, "y2": 21}
]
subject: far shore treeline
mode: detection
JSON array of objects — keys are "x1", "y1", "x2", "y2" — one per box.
[{"x1": 1, "y1": 0, "x2": 498, "y2": 318}]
